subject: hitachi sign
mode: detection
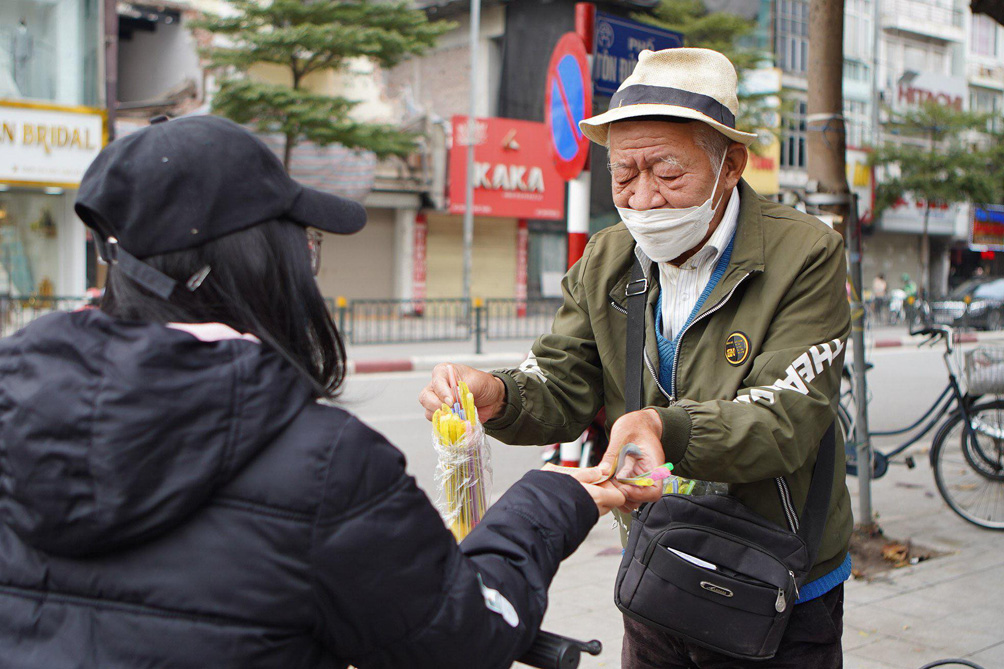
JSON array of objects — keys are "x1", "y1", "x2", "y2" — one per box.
[{"x1": 474, "y1": 162, "x2": 545, "y2": 193}]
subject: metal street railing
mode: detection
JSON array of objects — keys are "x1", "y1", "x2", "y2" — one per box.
[
  {"x1": 336, "y1": 298, "x2": 473, "y2": 345},
  {"x1": 484, "y1": 298, "x2": 563, "y2": 340},
  {"x1": 329, "y1": 297, "x2": 562, "y2": 351},
  {"x1": 0, "y1": 294, "x2": 563, "y2": 354},
  {"x1": 0, "y1": 295, "x2": 91, "y2": 337}
]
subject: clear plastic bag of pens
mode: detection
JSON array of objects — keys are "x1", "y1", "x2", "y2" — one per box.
[
  {"x1": 432, "y1": 377, "x2": 492, "y2": 542},
  {"x1": 663, "y1": 476, "x2": 728, "y2": 496}
]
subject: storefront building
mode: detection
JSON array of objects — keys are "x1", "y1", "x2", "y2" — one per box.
[
  {"x1": 0, "y1": 101, "x2": 105, "y2": 298},
  {"x1": 416, "y1": 115, "x2": 565, "y2": 301},
  {"x1": 1, "y1": 0, "x2": 104, "y2": 298}
]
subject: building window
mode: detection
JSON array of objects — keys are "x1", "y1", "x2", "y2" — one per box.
[
  {"x1": 0, "y1": 0, "x2": 100, "y2": 106},
  {"x1": 843, "y1": 0, "x2": 873, "y2": 61},
  {"x1": 844, "y1": 60, "x2": 870, "y2": 82},
  {"x1": 776, "y1": 0, "x2": 809, "y2": 74},
  {"x1": 844, "y1": 98, "x2": 870, "y2": 148},
  {"x1": 781, "y1": 99, "x2": 808, "y2": 169},
  {"x1": 970, "y1": 86, "x2": 1002, "y2": 132},
  {"x1": 971, "y1": 14, "x2": 999, "y2": 57}
]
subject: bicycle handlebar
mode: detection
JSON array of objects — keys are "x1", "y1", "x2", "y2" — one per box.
[
  {"x1": 910, "y1": 323, "x2": 951, "y2": 338},
  {"x1": 909, "y1": 324, "x2": 955, "y2": 352},
  {"x1": 517, "y1": 630, "x2": 602, "y2": 668}
]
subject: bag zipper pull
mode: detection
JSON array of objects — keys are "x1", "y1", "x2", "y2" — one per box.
[
  {"x1": 788, "y1": 570, "x2": 800, "y2": 599},
  {"x1": 775, "y1": 588, "x2": 786, "y2": 613}
]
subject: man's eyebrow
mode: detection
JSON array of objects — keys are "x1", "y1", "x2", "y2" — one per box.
[{"x1": 606, "y1": 156, "x2": 685, "y2": 171}]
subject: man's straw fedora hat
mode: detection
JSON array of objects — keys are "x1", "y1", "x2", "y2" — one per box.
[{"x1": 579, "y1": 48, "x2": 758, "y2": 146}]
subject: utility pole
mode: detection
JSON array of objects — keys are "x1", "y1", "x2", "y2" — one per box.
[
  {"x1": 567, "y1": 3, "x2": 594, "y2": 269},
  {"x1": 462, "y1": 0, "x2": 482, "y2": 306},
  {"x1": 806, "y1": 0, "x2": 875, "y2": 530},
  {"x1": 806, "y1": 0, "x2": 849, "y2": 212}
]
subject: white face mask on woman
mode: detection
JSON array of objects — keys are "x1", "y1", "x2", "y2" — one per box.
[{"x1": 616, "y1": 155, "x2": 727, "y2": 263}]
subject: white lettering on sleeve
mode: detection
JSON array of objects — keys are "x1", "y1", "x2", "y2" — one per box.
[{"x1": 735, "y1": 337, "x2": 846, "y2": 406}]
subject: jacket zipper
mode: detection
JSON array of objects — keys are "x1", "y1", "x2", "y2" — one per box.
[
  {"x1": 669, "y1": 272, "x2": 753, "y2": 401},
  {"x1": 609, "y1": 300, "x2": 628, "y2": 315},
  {"x1": 775, "y1": 478, "x2": 800, "y2": 533},
  {"x1": 645, "y1": 348, "x2": 673, "y2": 401}
]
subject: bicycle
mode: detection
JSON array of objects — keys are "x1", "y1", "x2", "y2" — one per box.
[
  {"x1": 839, "y1": 324, "x2": 1004, "y2": 530},
  {"x1": 519, "y1": 630, "x2": 601, "y2": 668}
]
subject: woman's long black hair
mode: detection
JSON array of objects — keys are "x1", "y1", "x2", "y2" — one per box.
[{"x1": 100, "y1": 219, "x2": 346, "y2": 398}]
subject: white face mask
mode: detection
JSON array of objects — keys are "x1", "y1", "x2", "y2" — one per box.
[{"x1": 617, "y1": 155, "x2": 727, "y2": 263}]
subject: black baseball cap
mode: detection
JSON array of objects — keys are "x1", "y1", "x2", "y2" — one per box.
[{"x1": 75, "y1": 114, "x2": 366, "y2": 298}]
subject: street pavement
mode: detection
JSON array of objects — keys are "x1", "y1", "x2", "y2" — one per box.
[{"x1": 343, "y1": 337, "x2": 1004, "y2": 669}]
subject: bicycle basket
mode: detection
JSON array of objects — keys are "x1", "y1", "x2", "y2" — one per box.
[{"x1": 964, "y1": 345, "x2": 1004, "y2": 396}]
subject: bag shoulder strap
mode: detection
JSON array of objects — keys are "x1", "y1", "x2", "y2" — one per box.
[
  {"x1": 795, "y1": 422, "x2": 835, "y2": 568},
  {"x1": 625, "y1": 257, "x2": 648, "y2": 413}
]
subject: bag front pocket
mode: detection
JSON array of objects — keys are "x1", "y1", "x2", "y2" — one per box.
[{"x1": 621, "y1": 542, "x2": 788, "y2": 658}]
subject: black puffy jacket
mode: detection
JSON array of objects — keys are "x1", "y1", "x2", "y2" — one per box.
[{"x1": 0, "y1": 310, "x2": 597, "y2": 668}]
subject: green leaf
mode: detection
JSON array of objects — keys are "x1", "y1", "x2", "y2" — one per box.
[{"x1": 195, "y1": 0, "x2": 452, "y2": 168}]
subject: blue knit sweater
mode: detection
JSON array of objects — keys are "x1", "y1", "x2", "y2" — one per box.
[{"x1": 652, "y1": 237, "x2": 849, "y2": 603}]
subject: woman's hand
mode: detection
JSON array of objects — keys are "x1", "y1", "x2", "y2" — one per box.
[
  {"x1": 542, "y1": 463, "x2": 627, "y2": 515},
  {"x1": 419, "y1": 363, "x2": 507, "y2": 422}
]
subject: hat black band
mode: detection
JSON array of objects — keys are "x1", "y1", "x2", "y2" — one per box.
[
  {"x1": 610, "y1": 84, "x2": 736, "y2": 129},
  {"x1": 105, "y1": 241, "x2": 178, "y2": 300}
]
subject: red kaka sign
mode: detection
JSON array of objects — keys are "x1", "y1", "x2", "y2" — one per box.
[{"x1": 448, "y1": 116, "x2": 565, "y2": 220}]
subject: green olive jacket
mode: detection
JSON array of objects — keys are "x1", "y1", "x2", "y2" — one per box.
[{"x1": 485, "y1": 180, "x2": 853, "y2": 582}]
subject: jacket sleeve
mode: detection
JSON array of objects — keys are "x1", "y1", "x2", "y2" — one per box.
[
  {"x1": 484, "y1": 236, "x2": 605, "y2": 446},
  {"x1": 653, "y1": 231, "x2": 850, "y2": 483},
  {"x1": 309, "y1": 416, "x2": 598, "y2": 669}
]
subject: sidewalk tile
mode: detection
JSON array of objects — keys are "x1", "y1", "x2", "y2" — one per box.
[
  {"x1": 842, "y1": 627, "x2": 887, "y2": 652},
  {"x1": 843, "y1": 651, "x2": 909, "y2": 669},
  {"x1": 845, "y1": 635, "x2": 946, "y2": 668},
  {"x1": 968, "y1": 640, "x2": 1004, "y2": 667}
]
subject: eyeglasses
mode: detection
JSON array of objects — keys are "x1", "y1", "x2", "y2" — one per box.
[{"x1": 307, "y1": 230, "x2": 323, "y2": 276}]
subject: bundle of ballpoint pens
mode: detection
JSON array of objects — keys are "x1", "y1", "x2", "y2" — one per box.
[{"x1": 432, "y1": 368, "x2": 491, "y2": 542}]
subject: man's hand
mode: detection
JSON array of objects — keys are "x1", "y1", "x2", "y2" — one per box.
[
  {"x1": 542, "y1": 463, "x2": 627, "y2": 515},
  {"x1": 600, "y1": 409, "x2": 666, "y2": 510},
  {"x1": 419, "y1": 363, "x2": 507, "y2": 422}
]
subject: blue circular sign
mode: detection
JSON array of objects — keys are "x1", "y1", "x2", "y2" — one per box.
[{"x1": 545, "y1": 33, "x2": 591, "y2": 181}]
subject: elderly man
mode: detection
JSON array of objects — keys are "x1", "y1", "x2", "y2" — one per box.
[{"x1": 420, "y1": 48, "x2": 851, "y2": 668}]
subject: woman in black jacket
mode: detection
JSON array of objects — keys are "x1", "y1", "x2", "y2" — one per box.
[{"x1": 0, "y1": 116, "x2": 623, "y2": 668}]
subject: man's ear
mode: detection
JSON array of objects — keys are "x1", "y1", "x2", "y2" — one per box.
[{"x1": 724, "y1": 143, "x2": 748, "y2": 190}]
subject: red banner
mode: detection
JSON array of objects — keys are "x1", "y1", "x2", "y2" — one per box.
[
  {"x1": 412, "y1": 213, "x2": 428, "y2": 313},
  {"x1": 449, "y1": 116, "x2": 565, "y2": 220},
  {"x1": 515, "y1": 219, "x2": 529, "y2": 317}
]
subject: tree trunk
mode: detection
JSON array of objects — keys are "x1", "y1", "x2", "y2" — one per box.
[
  {"x1": 806, "y1": 0, "x2": 850, "y2": 225},
  {"x1": 104, "y1": 0, "x2": 119, "y2": 142},
  {"x1": 283, "y1": 133, "x2": 295, "y2": 172}
]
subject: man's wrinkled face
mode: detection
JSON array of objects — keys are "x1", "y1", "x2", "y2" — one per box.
[{"x1": 608, "y1": 120, "x2": 722, "y2": 212}]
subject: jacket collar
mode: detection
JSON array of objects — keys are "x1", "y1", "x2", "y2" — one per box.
[{"x1": 730, "y1": 179, "x2": 766, "y2": 275}]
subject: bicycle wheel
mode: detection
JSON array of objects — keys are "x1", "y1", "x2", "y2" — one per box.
[
  {"x1": 837, "y1": 400, "x2": 857, "y2": 476},
  {"x1": 932, "y1": 399, "x2": 1004, "y2": 530}
]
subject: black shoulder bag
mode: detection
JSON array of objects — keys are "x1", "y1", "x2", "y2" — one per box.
[{"x1": 614, "y1": 258, "x2": 834, "y2": 661}]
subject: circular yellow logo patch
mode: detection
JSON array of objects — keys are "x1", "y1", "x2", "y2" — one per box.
[{"x1": 725, "y1": 332, "x2": 750, "y2": 366}]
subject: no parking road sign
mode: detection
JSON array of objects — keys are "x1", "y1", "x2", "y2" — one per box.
[{"x1": 545, "y1": 32, "x2": 592, "y2": 182}]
